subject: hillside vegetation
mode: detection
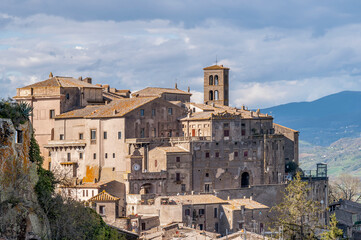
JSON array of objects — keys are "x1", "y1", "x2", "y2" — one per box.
[{"x1": 299, "y1": 138, "x2": 361, "y2": 177}]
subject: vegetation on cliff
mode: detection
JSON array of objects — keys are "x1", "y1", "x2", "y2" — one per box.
[{"x1": 0, "y1": 99, "x2": 126, "y2": 240}]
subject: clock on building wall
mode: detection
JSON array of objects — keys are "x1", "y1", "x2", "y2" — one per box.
[{"x1": 133, "y1": 163, "x2": 140, "y2": 171}]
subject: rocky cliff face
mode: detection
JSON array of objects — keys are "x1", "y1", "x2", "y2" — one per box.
[{"x1": 0, "y1": 118, "x2": 50, "y2": 239}]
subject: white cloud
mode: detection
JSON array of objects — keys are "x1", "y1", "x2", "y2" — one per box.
[{"x1": 0, "y1": 13, "x2": 361, "y2": 108}]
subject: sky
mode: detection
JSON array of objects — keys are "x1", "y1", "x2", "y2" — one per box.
[{"x1": 1, "y1": 0, "x2": 361, "y2": 108}]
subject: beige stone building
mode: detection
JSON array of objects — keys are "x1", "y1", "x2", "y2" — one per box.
[{"x1": 13, "y1": 64, "x2": 322, "y2": 236}]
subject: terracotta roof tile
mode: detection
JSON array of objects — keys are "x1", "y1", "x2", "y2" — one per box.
[
  {"x1": 168, "y1": 195, "x2": 227, "y2": 205},
  {"x1": 225, "y1": 199, "x2": 269, "y2": 210},
  {"x1": 88, "y1": 190, "x2": 119, "y2": 202},
  {"x1": 132, "y1": 87, "x2": 192, "y2": 97},
  {"x1": 156, "y1": 146, "x2": 189, "y2": 153},
  {"x1": 203, "y1": 65, "x2": 230, "y2": 70},
  {"x1": 55, "y1": 97, "x2": 157, "y2": 119},
  {"x1": 21, "y1": 77, "x2": 101, "y2": 89}
]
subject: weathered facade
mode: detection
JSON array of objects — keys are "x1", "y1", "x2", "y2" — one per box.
[{"x1": 14, "y1": 64, "x2": 315, "y2": 236}]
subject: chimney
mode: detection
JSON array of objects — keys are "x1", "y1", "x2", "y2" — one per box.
[
  {"x1": 187, "y1": 86, "x2": 190, "y2": 92},
  {"x1": 175, "y1": 83, "x2": 178, "y2": 89},
  {"x1": 78, "y1": 76, "x2": 82, "y2": 81},
  {"x1": 83, "y1": 77, "x2": 92, "y2": 84},
  {"x1": 49, "y1": 72, "x2": 53, "y2": 78}
]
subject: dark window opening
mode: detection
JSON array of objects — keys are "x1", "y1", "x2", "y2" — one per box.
[
  {"x1": 79, "y1": 153, "x2": 83, "y2": 159},
  {"x1": 67, "y1": 153, "x2": 71, "y2": 161},
  {"x1": 244, "y1": 151, "x2": 248, "y2": 157},
  {"x1": 176, "y1": 173, "x2": 181, "y2": 181},
  {"x1": 60, "y1": 134, "x2": 64, "y2": 140},
  {"x1": 140, "y1": 109, "x2": 144, "y2": 116},
  {"x1": 50, "y1": 109, "x2": 55, "y2": 119},
  {"x1": 209, "y1": 75, "x2": 213, "y2": 85},
  {"x1": 224, "y1": 130, "x2": 229, "y2": 137},
  {"x1": 199, "y1": 209, "x2": 205, "y2": 215},
  {"x1": 209, "y1": 90, "x2": 213, "y2": 100},
  {"x1": 16, "y1": 130, "x2": 23, "y2": 143},
  {"x1": 91, "y1": 130, "x2": 96, "y2": 140},
  {"x1": 214, "y1": 208, "x2": 218, "y2": 218},
  {"x1": 215, "y1": 152, "x2": 219, "y2": 158},
  {"x1": 113, "y1": 153, "x2": 115, "y2": 158},
  {"x1": 118, "y1": 131, "x2": 122, "y2": 139},
  {"x1": 241, "y1": 172, "x2": 250, "y2": 188},
  {"x1": 205, "y1": 173, "x2": 209, "y2": 177},
  {"x1": 168, "y1": 108, "x2": 173, "y2": 115},
  {"x1": 176, "y1": 157, "x2": 180, "y2": 162},
  {"x1": 205, "y1": 152, "x2": 210, "y2": 158},
  {"x1": 103, "y1": 131, "x2": 107, "y2": 139},
  {"x1": 105, "y1": 153, "x2": 108, "y2": 159},
  {"x1": 79, "y1": 133, "x2": 83, "y2": 139},
  {"x1": 93, "y1": 153, "x2": 96, "y2": 159},
  {"x1": 234, "y1": 151, "x2": 238, "y2": 157},
  {"x1": 99, "y1": 205, "x2": 105, "y2": 215}
]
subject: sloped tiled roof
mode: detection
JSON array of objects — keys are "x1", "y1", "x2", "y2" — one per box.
[
  {"x1": 87, "y1": 97, "x2": 157, "y2": 118},
  {"x1": 203, "y1": 65, "x2": 230, "y2": 70},
  {"x1": 168, "y1": 195, "x2": 227, "y2": 205},
  {"x1": 225, "y1": 199, "x2": 269, "y2": 210},
  {"x1": 55, "y1": 97, "x2": 157, "y2": 119},
  {"x1": 132, "y1": 87, "x2": 192, "y2": 97},
  {"x1": 55, "y1": 105, "x2": 100, "y2": 119},
  {"x1": 156, "y1": 146, "x2": 189, "y2": 153},
  {"x1": 88, "y1": 190, "x2": 119, "y2": 202},
  {"x1": 22, "y1": 77, "x2": 101, "y2": 89}
]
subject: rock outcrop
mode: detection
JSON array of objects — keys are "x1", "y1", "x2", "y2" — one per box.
[{"x1": 0, "y1": 119, "x2": 51, "y2": 239}]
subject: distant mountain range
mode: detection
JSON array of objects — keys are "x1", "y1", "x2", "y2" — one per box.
[{"x1": 262, "y1": 91, "x2": 361, "y2": 146}]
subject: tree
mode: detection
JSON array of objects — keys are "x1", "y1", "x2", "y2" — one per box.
[
  {"x1": 271, "y1": 172, "x2": 323, "y2": 239},
  {"x1": 320, "y1": 213, "x2": 343, "y2": 240},
  {"x1": 329, "y1": 173, "x2": 361, "y2": 203}
]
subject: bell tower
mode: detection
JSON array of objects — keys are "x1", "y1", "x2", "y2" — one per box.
[{"x1": 203, "y1": 64, "x2": 230, "y2": 106}]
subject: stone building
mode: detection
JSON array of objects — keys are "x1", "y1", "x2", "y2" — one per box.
[
  {"x1": 13, "y1": 64, "x2": 315, "y2": 235},
  {"x1": 14, "y1": 74, "x2": 128, "y2": 169}
]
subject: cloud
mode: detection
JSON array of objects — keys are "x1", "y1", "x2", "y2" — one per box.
[{"x1": 0, "y1": 10, "x2": 361, "y2": 108}]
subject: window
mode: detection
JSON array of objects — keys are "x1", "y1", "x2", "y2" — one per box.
[
  {"x1": 79, "y1": 152, "x2": 83, "y2": 159},
  {"x1": 67, "y1": 153, "x2": 71, "y2": 162},
  {"x1": 181, "y1": 184, "x2": 186, "y2": 192},
  {"x1": 192, "y1": 108, "x2": 196, "y2": 113},
  {"x1": 185, "y1": 209, "x2": 190, "y2": 216},
  {"x1": 215, "y1": 152, "x2": 219, "y2": 158},
  {"x1": 105, "y1": 153, "x2": 108, "y2": 159},
  {"x1": 140, "y1": 128, "x2": 145, "y2": 138},
  {"x1": 118, "y1": 131, "x2": 122, "y2": 139},
  {"x1": 82, "y1": 190, "x2": 85, "y2": 197},
  {"x1": 152, "y1": 128, "x2": 156, "y2": 137},
  {"x1": 60, "y1": 134, "x2": 64, "y2": 140},
  {"x1": 241, "y1": 129, "x2": 246, "y2": 136},
  {"x1": 140, "y1": 109, "x2": 144, "y2": 116},
  {"x1": 93, "y1": 153, "x2": 96, "y2": 159},
  {"x1": 152, "y1": 109, "x2": 156, "y2": 116},
  {"x1": 209, "y1": 90, "x2": 213, "y2": 100},
  {"x1": 224, "y1": 130, "x2": 229, "y2": 137},
  {"x1": 199, "y1": 224, "x2": 203, "y2": 230},
  {"x1": 214, "y1": 208, "x2": 218, "y2": 218},
  {"x1": 99, "y1": 205, "x2": 105, "y2": 215},
  {"x1": 168, "y1": 108, "x2": 173, "y2": 115},
  {"x1": 214, "y1": 75, "x2": 219, "y2": 85},
  {"x1": 234, "y1": 151, "x2": 238, "y2": 157},
  {"x1": 199, "y1": 209, "x2": 205, "y2": 215},
  {"x1": 214, "y1": 90, "x2": 219, "y2": 100},
  {"x1": 244, "y1": 151, "x2": 248, "y2": 157},
  {"x1": 49, "y1": 109, "x2": 55, "y2": 119},
  {"x1": 176, "y1": 157, "x2": 180, "y2": 162},
  {"x1": 209, "y1": 75, "x2": 213, "y2": 85},
  {"x1": 16, "y1": 130, "x2": 23, "y2": 143},
  {"x1": 215, "y1": 223, "x2": 219, "y2": 232},
  {"x1": 103, "y1": 131, "x2": 107, "y2": 139},
  {"x1": 66, "y1": 93, "x2": 70, "y2": 99},
  {"x1": 155, "y1": 160, "x2": 158, "y2": 167},
  {"x1": 205, "y1": 152, "x2": 210, "y2": 158},
  {"x1": 113, "y1": 153, "x2": 115, "y2": 158},
  {"x1": 92, "y1": 190, "x2": 94, "y2": 197},
  {"x1": 205, "y1": 173, "x2": 209, "y2": 177},
  {"x1": 91, "y1": 129, "x2": 96, "y2": 140},
  {"x1": 79, "y1": 133, "x2": 83, "y2": 139},
  {"x1": 224, "y1": 123, "x2": 229, "y2": 128},
  {"x1": 86, "y1": 190, "x2": 88, "y2": 197},
  {"x1": 176, "y1": 173, "x2": 181, "y2": 181},
  {"x1": 205, "y1": 184, "x2": 210, "y2": 192}
]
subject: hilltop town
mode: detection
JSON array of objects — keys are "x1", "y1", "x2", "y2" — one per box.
[{"x1": 10, "y1": 65, "x2": 329, "y2": 238}]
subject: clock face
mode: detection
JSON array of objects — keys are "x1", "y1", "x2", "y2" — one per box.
[{"x1": 133, "y1": 163, "x2": 140, "y2": 171}]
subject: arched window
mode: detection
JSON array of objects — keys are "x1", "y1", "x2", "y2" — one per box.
[
  {"x1": 209, "y1": 91, "x2": 213, "y2": 100},
  {"x1": 209, "y1": 75, "x2": 213, "y2": 85},
  {"x1": 214, "y1": 75, "x2": 219, "y2": 85},
  {"x1": 214, "y1": 90, "x2": 219, "y2": 100},
  {"x1": 155, "y1": 160, "x2": 158, "y2": 167},
  {"x1": 241, "y1": 172, "x2": 250, "y2": 188}
]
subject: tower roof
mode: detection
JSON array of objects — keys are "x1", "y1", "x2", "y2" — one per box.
[{"x1": 203, "y1": 65, "x2": 230, "y2": 70}]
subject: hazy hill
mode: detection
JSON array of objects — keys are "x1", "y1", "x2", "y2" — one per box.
[
  {"x1": 262, "y1": 91, "x2": 361, "y2": 146},
  {"x1": 299, "y1": 138, "x2": 361, "y2": 177}
]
